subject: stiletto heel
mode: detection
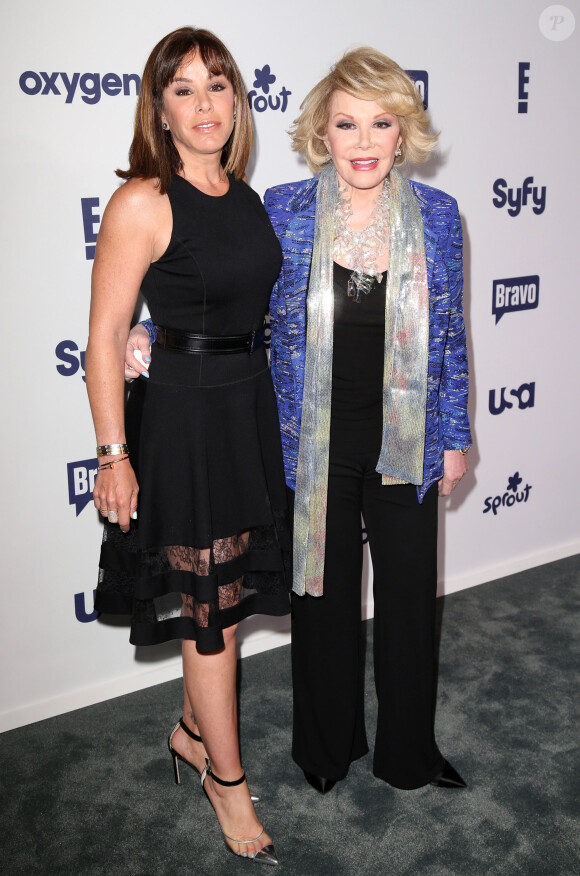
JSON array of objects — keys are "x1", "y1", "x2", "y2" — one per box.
[
  {"x1": 430, "y1": 759, "x2": 467, "y2": 788},
  {"x1": 168, "y1": 717, "x2": 260, "y2": 801},
  {"x1": 201, "y1": 761, "x2": 278, "y2": 866},
  {"x1": 168, "y1": 717, "x2": 204, "y2": 785}
]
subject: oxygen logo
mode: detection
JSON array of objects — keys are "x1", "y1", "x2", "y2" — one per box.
[
  {"x1": 406, "y1": 70, "x2": 429, "y2": 108},
  {"x1": 518, "y1": 62, "x2": 530, "y2": 113},
  {"x1": 56, "y1": 340, "x2": 86, "y2": 381},
  {"x1": 68, "y1": 458, "x2": 98, "y2": 515},
  {"x1": 492, "y1": 177, "x2": 546, "y2": 216},
  {"x1": 483, "y1": 472, "x2": 532, "y2": 516},
  {"x1": 75, "y1": 591, "x2": 100, "y2": 623},
  {"x1": 247, "y1": 65, "x2": 291, "y2": 112},
  {"x1": 492, "y1": 275, "x2": 539, "y2": 323},
  {"x1": 489, "y1": 382, "x2": 535, "y2": 415},
  {"x1": 82, "y1": 197, "x2": 100, "y2": 260},
  {"x1": 18, "y1": 71, "x2": 140, "y2": 104}
]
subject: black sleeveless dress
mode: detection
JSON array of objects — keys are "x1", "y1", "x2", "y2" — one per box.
[{"x1": 95, "y1": 175, "x2": 291, "y2": 652}]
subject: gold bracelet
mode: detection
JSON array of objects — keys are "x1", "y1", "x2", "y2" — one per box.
[
  {"x1": 96, "y1": 443, "x2": 129, "y2": 457},
  {"x1": 458, "y1": 446, "x2": 470, "y2": 456},
  {"x1": 99, "y1": 455, "x2": 130, "y2": 470}
]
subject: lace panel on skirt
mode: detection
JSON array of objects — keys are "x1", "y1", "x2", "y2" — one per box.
[{"x1": 163, "y1": 531, "x2": 249, "y2": 628}]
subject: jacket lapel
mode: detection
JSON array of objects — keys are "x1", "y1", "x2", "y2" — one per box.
[{"x1": 422, "y1": 223, "x2": 437, "y2": 290}]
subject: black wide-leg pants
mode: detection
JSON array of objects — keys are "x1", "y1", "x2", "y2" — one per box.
[{"x1": 290, "y1": 446, "x2": 445, "y2": 790}]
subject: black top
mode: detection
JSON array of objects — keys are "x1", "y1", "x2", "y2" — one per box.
[
  {"x1": 141, "y1": 174, "x2": 283, "y2": 336},
  {"x1": 331, "y1": 262, "x2": 386, "y2": 451}
]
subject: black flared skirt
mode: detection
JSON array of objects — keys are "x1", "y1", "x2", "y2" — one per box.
[{"x1": 95, "y1": 345, "x2": 291, "y2": 653}]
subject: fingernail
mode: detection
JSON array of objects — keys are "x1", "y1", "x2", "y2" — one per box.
[
  {"x1": 144, "y1": 356, "x2": 151, "y2": 362},
  {"x1": 250, "y1": 853, "x2": 256, "y2": 859},
  {"x1": 131, "y1": 511, "x2": 138, "y2": 520},
  {"x1": 141, "y1": 371, "x2": 150, "y2": 378},
  {"x1": 242, "y1": 853, "x2": 247, "y2": 858}
]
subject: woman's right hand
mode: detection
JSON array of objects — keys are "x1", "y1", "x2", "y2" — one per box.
[
  {"x1": 93, "y1": 460, "x2": 139, "y2": 532},
  {"x1": 125, "y1": 323, "x2": 151, "y2": 380}
]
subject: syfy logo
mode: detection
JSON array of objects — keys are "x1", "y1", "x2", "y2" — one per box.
[
  {"x1": 483, "y1": 471, "x2": 532, "y2": 516},
  {"x1": 406, "y1": 70, "x2": 429, "y2": 108},
  {"x1": 75, "y1": 591, "x2": 99, "y2": 623},
  {"x1": 489, "y1": 382, "x2": 535, "y2": 415},
  {"x1": 518, "y1": 62, "x2": 530, "y2": 113},
  {"x1": 19, "y1": 71, "x2": 140, "y2": 104},
  {"x1": 247, "y1": 65, "x2": 291, "y2": 113},
  {"x1": 82, "y1": 197, "x2": 100, "y2": 260},
  {"x1": 68, "y1": 458, "x2": 98, "y2": 516},
  {"x1": 492, "y1": 275, "x2": 539, "y2": 323},
  {"x1": 492, "y1": 176, "x2": 546, "y2": 216},
  {"x1": 56, "y1": 340, "x2": 86, "y2": 381}
]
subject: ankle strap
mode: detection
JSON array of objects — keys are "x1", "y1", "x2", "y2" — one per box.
[
  {"x1": 179, "y1": 717, "x2": 202, "y2": 744},
  {"x1": 202, "y1": 761, "x2": 246, "y2": 787}
]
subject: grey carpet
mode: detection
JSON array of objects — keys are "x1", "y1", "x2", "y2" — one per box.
[{"x1": 2, "y1": 556, "x2": 579, "y2": 875}]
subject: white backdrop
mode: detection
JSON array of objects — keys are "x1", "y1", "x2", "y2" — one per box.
[{"x1": 1, "y1": 0, "x2": 578, "y2": 732}]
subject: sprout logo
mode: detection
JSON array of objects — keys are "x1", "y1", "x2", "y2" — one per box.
[
  {"x1": 247, "y1": 65, "x2": 291, "y2": 113},
  {"x1": 483, "y1": 471, "x2": 532, "y2": 516}
]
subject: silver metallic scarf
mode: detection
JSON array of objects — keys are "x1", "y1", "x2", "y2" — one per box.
[{"x1": 293, "y1": 164, "x2": 429, "y2": 597}]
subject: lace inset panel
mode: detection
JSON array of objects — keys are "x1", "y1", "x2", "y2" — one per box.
[{"x1": 157, "y1": 531, "x2": 250, "y2": 627}]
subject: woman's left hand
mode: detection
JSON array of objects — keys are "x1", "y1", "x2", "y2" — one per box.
[{"x1": 438, "y1": 449, "x2": 469, "y2": 496}]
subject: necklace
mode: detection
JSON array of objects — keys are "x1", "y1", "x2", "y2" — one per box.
[{"x1": 333, "y1": 178, "x2": 390, "y2": 303}]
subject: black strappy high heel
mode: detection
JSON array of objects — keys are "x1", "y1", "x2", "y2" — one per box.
[
  {"x1": 168, "y1": 717, "x2": 260, "y2": 802},
  {"x1": 200, "y1": 761, "x2": 278, "y2": 866}
]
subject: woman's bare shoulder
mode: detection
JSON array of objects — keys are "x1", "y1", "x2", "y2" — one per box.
[{"x1": 108, "y1": 177, "x2": 165, "y2": 215}]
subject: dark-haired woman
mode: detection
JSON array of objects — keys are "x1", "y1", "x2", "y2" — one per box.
[{"x1": 86, "y1": 26, "x2": 288, "y2": 864}]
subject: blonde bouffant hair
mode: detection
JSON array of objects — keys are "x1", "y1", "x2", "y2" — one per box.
[{"x1": 291, "y1": 47, "x2": 438, "y2": 173}]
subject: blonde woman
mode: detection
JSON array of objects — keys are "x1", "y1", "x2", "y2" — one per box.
[{"x1": 264, "y1": 48, "x2": 471, "y2": 794}]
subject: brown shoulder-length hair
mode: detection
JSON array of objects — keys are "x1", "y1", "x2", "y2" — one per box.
[
  {"x1": 291, "y1": 46, "x2": 438, "y2": 174},
  {"x1": 117, "y1": 26, "x2": 252, "y2": 193}
]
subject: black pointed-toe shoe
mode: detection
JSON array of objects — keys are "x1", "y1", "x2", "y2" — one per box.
[
  {"x1": 303, "y1": 772, "x2": 337, "y2": 794},
  {"x1": 430, "y1": 760, "x2": 467, "y2": 788}
]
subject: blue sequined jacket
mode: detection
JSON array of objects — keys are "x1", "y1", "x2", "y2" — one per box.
[{"x1": 264, "y1": 176, "x2": 472, "y2": 502}]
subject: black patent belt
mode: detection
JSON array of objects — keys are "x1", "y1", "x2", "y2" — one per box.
[{"x1": 155, "y1": 325, "x2": 266, "y2": 354}]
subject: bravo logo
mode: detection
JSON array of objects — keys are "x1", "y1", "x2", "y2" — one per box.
[
  {"x1": 483, "y1": 472, "x2": 532, "y2": 516},
  {"x1": 492, "y1": 275, "x2": 539, "y2": 323},
  {"x1": 492, "y1": 176, "x2": 546, "y2": 216},
  {"x1": 489, "y1": 382, "x2": 535, "y2": 415},
  {"x1": 247, "y1": 65, "x2": 291, "y2": 112},
  {"x1": 68, "y1": 458, "x2": 98, "y2": 516},
  {"x1": 19, "y1": 71, "x2": 140, "y2": 104}
]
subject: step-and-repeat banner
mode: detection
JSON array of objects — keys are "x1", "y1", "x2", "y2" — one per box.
[{"x1": 1, "y1": 0, "x2": 578, "y2": 731}]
